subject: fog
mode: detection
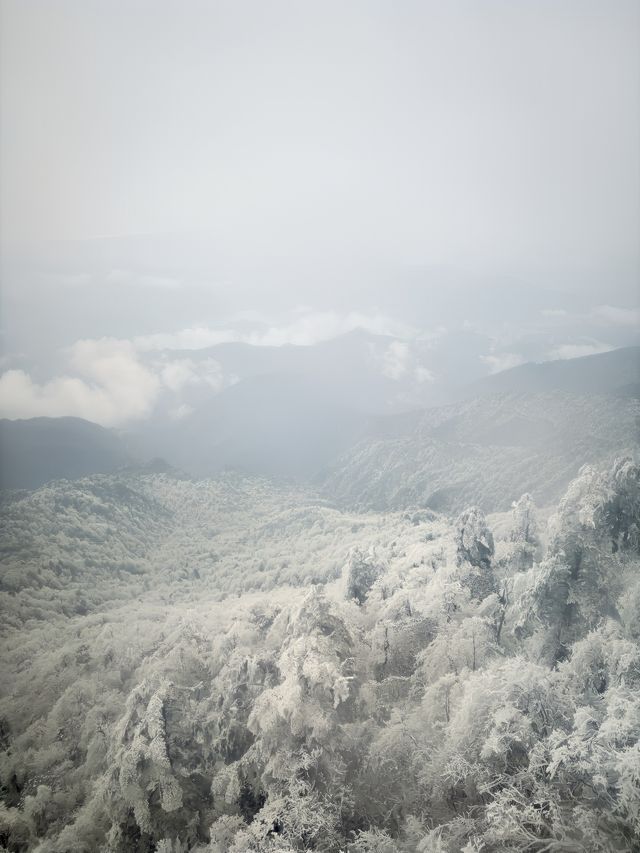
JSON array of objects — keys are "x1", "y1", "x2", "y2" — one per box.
[{"x1": 1, "y1": 1, "x2": 639, "y2": 430}]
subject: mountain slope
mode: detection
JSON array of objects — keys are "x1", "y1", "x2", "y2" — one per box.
[
  {"x1": 321, "y1": 390, "x2": 640, "y2": 513},
  {"x1": 461, "y1": 345, "x2": 640, "y2": 399},
  {"x1": 1, "y1": 462, "x2": 639, "y2": 852},
  {"x1": 0, "y1": 416, "x2": 134, "y2": 490},
  {"x1": 139, "y1": 372, "x2": 373, "y2": 479},
  {"x1": 0, "y1": 470, "x2": 435, "y2": 628}
]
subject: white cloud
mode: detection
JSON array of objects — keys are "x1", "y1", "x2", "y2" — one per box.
[
  {"x1": 0, "y1": 339, "x2": 234, "y2": 427},
  {"x1": 134, "y1": 311, "x2": 415, "y2": 352},
  {"x1": 197, "y1": 358, "x2": 227, "y2": 391},
  {"x1": 168, "y1": 403, "x2": 194, "y2": 420},
  {"x1": 0, "y1": 339, "x2": 161, "y2": 426},
  {"x1": 249, "y1": 311, "x2": 413, "y2": 347},
  {"x1": 159, "y1": 357, "x2": 226, "y2": 393},
  {"x1": 381, "y1": 341, "x2": 410, "y2": 380},
  {"x1": 414, "y1": 365, "x2": 435, "y2": 384},
  {"x1": 590, "y1": 304, "x2": 640, "y2": 327},
  {"x1": 481, "y1": 352, "x2": 526, "y2": 374},
  {"x1": 547, "y1": 341, "x2": 615, "y2": 360},
  {"x1": 160, "y1": 360, "x2": 197, "y2": 392}
]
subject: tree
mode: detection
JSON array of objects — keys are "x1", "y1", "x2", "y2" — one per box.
[
  {"x1": 454, "y1": 507, "x2": 496, "y2": 601},
  {"x1": 346, "y1": 549, "x2": 383, "y2": 606},
  {"x1": 508, "y1": 493, "x2": 540, "y2": 572}
]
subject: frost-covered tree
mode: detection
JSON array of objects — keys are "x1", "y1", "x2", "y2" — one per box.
[
  {"x1": 508, "y1": 492, "x2": 540, "y2": 572},
  {"x1": 345, "y1": 548, "x2": 384, "y2": 606},
  {"x1": 2, "y1": 461, "x2": 639, "y2": 852},
  {"x1": 454, "y1": 507, "x2": 496, "y2": 601}
]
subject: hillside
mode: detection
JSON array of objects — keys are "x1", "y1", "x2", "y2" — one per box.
[
  {"x1": 141, "y1": 373, "x2": 370, "y2": 479},
  {"x1": 0, "y1": 461, "x2": 639, "y2": 851},
  {"x1": 321, "y1": 391, "x2": 640, "y2": 513},
  {"x1": 0, "y1": 417, "x2": 133, "y2": 490},
  {"x1": 461, "y1": 345, "x2": 640, "y2": 400},
  {"x1": 128, "y1": 345, "x2": 640, "y2": 485},
  {"x1": 0, "y1": 471, "x2": 433, "y2": 630}
]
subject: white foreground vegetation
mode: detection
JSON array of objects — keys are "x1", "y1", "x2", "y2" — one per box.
[{"x1": 0, "y1": 459, "x2": 639, "y2": 852}]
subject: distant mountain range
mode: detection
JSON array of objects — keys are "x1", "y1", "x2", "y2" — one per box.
[
  {"x1": 462, "y1": 345, "x2": 640, "y2": 399},
  {"x1": 134, "y1": 370, "x2": 369, "y2": 480},
  {"x1": 1, "y1": 344, "x2": 638, "y2": 506}
]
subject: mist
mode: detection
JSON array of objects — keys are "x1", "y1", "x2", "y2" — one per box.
[
  {"x1": 2, "y1": 0, "x2": 639, "y2": 385},
  {"x1": 0, "y1": 3, "x2": 639, "y2": 852}
]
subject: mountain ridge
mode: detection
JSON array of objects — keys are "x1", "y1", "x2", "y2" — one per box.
[{"x1": 2, "y1": 346, "x2": 638, "y2": 494}]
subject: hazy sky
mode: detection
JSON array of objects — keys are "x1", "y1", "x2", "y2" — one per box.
[
  {"x1": 0, "y1": 0, "x2": 638, "y2": 424},
  {"x1": 2, "y1": 0, "x2": 639, "y2": 268}
]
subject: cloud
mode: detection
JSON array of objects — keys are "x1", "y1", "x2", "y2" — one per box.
[
  {"x1": 159, "y1": 357, "x2": 225, "y2": 393},
  {"x1": 414, "y1": 365, "x2": 435, "y2": 384},
  {"x1": 547, "y1": 341, "x2": 615, "y2": 361},
  {"x1": 481, "y1": 352, "x2": 526, "y2": 374},
  {"x1": 168, "y1": 403, "x2": 194, "y2": 420},
  {"x1": 134, "y1": 311, "x2": 415, "y2": 352},
  {"x1": 248, "y1": 312, "x2": 413, "y2": 347},
  {"x1": 381, "y1": 341, "x2": 410, "y2": 380},
  {"x1": 160, "y1": 360, "x2": 196, "y2": 392},
  {"x1": 0, "y1": 338, "x2": 235, "y2": 427},
  {"x1": 0, "y1": 339, "x2": 160, "y2": 426},
  {"x1": 539, "y1": 303, "x2": 639, "y2": 331},
  {"x1": 590, "y1": 304, "x2": 640, "y2": 327}
]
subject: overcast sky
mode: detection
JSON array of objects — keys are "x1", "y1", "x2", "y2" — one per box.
[
  {"x1": 3, "y1": 0, "x2": 639, "y2": 268},
  {"x1": 0, "y1": 0, "x2": 638, "y2": 424}
]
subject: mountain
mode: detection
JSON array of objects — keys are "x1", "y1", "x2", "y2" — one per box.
[
  {"x1": 461, "y1": 345, "x2": 640, "y2": 400},
  {"x1": 4, "y1": 347, "x2": 638, "y2": 493},
  {"x1": 0, "y1": 416, "x2": 133, "y2": 490},
  {"x1": 321, "y1": 390, "x2": 639, "y2": 514},
  {"x1": 1, "y1": 462, "x2": 639, "y2": 852},
  {"x1": 138, "y1": 372, "x2": 371, "y2": 479},
  {"x1": 146, "y1": 326, "x2": 493, "y2": 417},
  {"x1": 158, "y1": 330, "x2": 406, "y2": 413},
  {"x1": 320, "y1": 347, "x2": 640, "y2": 514},
  {"x1": 136, "y1": 328, "x2": 499, "y2": 477}
]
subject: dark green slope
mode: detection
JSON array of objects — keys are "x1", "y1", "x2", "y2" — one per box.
[{"x1": 0, "y1": 416, "x2": 133, "y2": 490}]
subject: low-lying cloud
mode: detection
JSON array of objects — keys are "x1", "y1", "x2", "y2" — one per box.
[
  {"x1": 481, "y1": 352, "x2": 527, "y2": 375},
  {"x1": 133, "y1": 310, "x2": 414, "y2": 352},
  {"x1": 547, "y1": 341, "x2": 615, "y2": 361},
  {"x1": 158, "y1": 357, "x2": 226, "y2": 394},
  {"x1": 0, "y1": 339, "x2": 160, "y2": 427},
  {"x1": 0, "y1": 339, "x2": 230, "y2": 427},
  {"x1": 381, "y1": 341, "x2": 410, "y2": 380}
]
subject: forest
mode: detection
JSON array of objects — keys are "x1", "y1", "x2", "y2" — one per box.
[{"x1": 0, "y1": 457, "x2": 639, "y2": 852}]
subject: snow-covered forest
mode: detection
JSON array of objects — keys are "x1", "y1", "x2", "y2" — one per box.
[{"x1": 1, "y1": 456, "x2": 639, "y2": 852}]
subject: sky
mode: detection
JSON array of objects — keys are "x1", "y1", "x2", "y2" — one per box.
[{"x1": 0, "y1": 0, "x2": 638, "y2": 425}]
